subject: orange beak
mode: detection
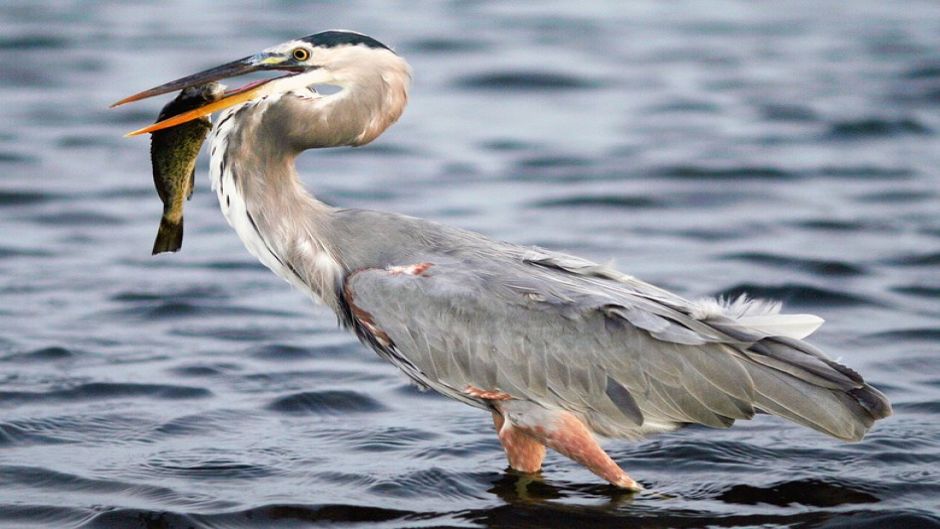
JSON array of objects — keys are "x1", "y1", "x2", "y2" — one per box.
[
  {"x1": 112, "y1": 53, "x2": 302, "y2": 137},
  {"x1": 122, "y1": 80, "x2": 274, "y2": 137}
]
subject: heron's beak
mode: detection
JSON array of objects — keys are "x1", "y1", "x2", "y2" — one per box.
[{"x1": 112, "y1": 54, "x2": 300, "y2": 137}]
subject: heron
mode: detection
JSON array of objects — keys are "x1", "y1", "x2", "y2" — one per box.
[{"x1": 112, "y1": 30, "x2": 891, "y2": 491}]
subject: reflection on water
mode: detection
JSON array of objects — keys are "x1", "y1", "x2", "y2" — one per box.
[{"x1": 1, "y1": 1, "x2": 939, "y2": 528}]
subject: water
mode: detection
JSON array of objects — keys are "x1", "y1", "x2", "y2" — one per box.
[{"x1": 2, "y1": 1, "x2": 939, "y2": 527}]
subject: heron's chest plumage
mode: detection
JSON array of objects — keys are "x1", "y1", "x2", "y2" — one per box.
[{"x1": 208, "y1": 107, "x2": 272, "y2": 267}]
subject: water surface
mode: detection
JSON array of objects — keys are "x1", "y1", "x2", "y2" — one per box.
[{"x1": 1, "y1": 1, "x2": 939, "y2": 527}]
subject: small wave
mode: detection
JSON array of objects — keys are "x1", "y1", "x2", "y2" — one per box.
[
  {"x1": 864, "y1": 328, "x2": 940, "y2": 343},
  {"x1": 346, "y1": 426, "x2": 439, "y2": 453},
  {"x1": 0, "y1": 151, "x2": 37, "y2": 164},
  {"x1": 0, "y1": 189, "x2": 50, "y2": 205},
  {"x1": 266, "y1": 390, "x2": 385, "y2": 415},
  {"x1": 406, "y1": 37, "x2": 489, "y2": 53},
  {"x1": 662, "y1": 190, "x2": 773, "y2": 208},
  {"x1": 883, "y1": 251, "x2": 940, "y2": 267},
  {"x1": 892, "y1": 285, "x2": 940, "y2": 299},
  {"x1": 759, "y1": 103, "x2": 819, "y2": 122},
  {"x1": 143, "y1": 453, "x2": 277, "y2": 480},
  {"x1": 0, "y1": 465, "x2": 219, "y2": 507},
  {"x1": 0, "y1": 421, "x2": 70, "y2": 447},
  {"x1": 0, "y1": 345, "x2": 77, "y2": 363},
  {"x1": 0, "y1": 413, "x2": 161, "y2": 447},
  {"x1": 893, "y1": 401, "x2": 940, "y2": 414},
  {"x1": 368, "y1": 467, "x2": 487, "y2": 500},
  {"x1": 171, "y1": 325, "x2": 287, "y2": 342},
  {"x1": 531, "y1": 195, "x2": 660, "y2": 209},
  {"x1": 516, "y1": 154, "x2": 595, "y2": 170},
  {"x1": 480, "y1": 138, "x2": 540, "y2": 152},
  {"x1": 57, "y1": 134, "x2": 119, "y2": 149},
  {"x1": 168, "y1": 362, "x2": 241, "y2": 377},
  {"x1": 647, "y1": 99, "x2": 721, "y2": 114},
  {"x1": 80, "y1": 503, "x2": 417, "y2": 529},
  {"x1": 717, "y1": 283, "x2": 875, "y2": 307},
  {"x1": 651, "y1": 165, "x2": 797, "y2": 180},
  {"x1": 817, "y1": 166, "x2": 915, "y2": 179},
  {"x1": 792, "y1": 218, "x2": 865, "y2": 232},
  {"x1": 826, "y1": 118, "x2": 931, "y2": 139},
  {"x1": 27, "y1": 210, "x2": 122, "y2": 226},
  {"x1": 155, "y1": 409, "x2": 255, "y2": 437},
  {"x1": 248, "y1": 343, "x2": 316, "y2": 361},
  {"x1": 722, "y1": 252, "x2": 865, "y2": 277},
  {"x1": 905, "y1": 63, "x2": 940, "y2": 79},
  {"x1": 855, "y1": 189, "x2": 936, "y2": 204},
  {"x1": 0, "y1": 382, "x2": 210, "y2": 404},
  {"x1": 455, "y1": 71, "x2": 602, "y2": 91},
  {"x1": 716, "y1": 477, "x2": 879, "y2": 507},
  {"x1": 189, "y1": 259, "x2": 265, "y2": 271},
  {"x1": 629, "y1": 437, "x2": 789, "y2": 470},
  {"x1": 106, "y1": 300, "x2": 296, "y2": 321},
  {"x1": 0, "y1": 245, "x2": 51, "y2": 258},
  {"x1": 0, "y1": 504, "x2": 93, "y2": 529},
  {"x1": 110, "y1": 285, "x2": 229, "y2": 303},
  {"x1": 0, "y1": 35, "x2": 69, "y2": 50}
]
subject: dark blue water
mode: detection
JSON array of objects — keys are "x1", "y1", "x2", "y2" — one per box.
[{"x1": 2, "y1": 1, "x2": 939, "y2": 528}]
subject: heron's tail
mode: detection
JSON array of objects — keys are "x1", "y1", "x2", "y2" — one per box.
[
  {"x1": 152, "y1": 215, "x2": 183, "y2": 254},
  {"x1": 739, "y1": 335, "x2": 892, "y2": 441}
]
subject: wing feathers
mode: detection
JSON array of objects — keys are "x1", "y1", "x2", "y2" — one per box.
[{"x1": 343, "y1": 254, "x2": 889, "y2": 441}]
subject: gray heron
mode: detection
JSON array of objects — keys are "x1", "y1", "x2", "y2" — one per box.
[{"x1": 113, "y1": 31, "x2": 891, "y2": 491}]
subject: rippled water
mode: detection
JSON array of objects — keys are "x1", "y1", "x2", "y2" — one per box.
[{"x1": 2, "y1": 1, "x2": 940, "y2": 528}]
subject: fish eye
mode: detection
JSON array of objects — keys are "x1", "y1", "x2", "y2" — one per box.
[{"x1": 292, "y1": 48, "x2": 310, "y2": 61}]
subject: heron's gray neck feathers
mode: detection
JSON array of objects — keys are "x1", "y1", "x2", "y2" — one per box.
[{"x1": 209, "y1": 104, "x2": 344, "y2": 308}]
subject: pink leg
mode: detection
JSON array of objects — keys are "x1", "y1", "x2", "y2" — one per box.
[
  {"x1": 531, "y1": 410, "x2": 642, "y2": 491},
  {"x1": 492, "y1": 412, "x2": 546, "y2": 473},
  {"x1": 467, "y1": 387, "x2": 641, "y2": 491}
]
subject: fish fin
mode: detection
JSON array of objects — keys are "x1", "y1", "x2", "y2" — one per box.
[
  {"x1": 152, "y1": 216, "x2": 183, "y2": 254},
  {"x1": 187, "y1": 169, "x2": 195, "y2": 200}
]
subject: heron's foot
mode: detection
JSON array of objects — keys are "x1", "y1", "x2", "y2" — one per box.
[{"x1": 611, "y1": 474, "x2": 645, "y2": 492}]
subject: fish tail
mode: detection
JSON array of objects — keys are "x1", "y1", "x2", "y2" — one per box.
[{"x1": 152, "y1": 216, "x2": 184, "y2": 254}]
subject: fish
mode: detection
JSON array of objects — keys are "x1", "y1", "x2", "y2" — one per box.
[{"x1": 149, "y1": 82, "x2": 224, "y2": 254}]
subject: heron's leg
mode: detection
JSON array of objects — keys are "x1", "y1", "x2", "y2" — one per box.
[
  {"x1": 468, "y1": 387, "x2": 641, "y2": 491},
  {"x1": 491, "y1": 411, "x2": 546, "y2": 473},
  {"x1": 504, "y1": 404, "x2": 642, "y2": 491}
]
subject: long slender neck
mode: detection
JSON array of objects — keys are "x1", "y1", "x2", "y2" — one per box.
[{"x1": 207, "y1": 63, "x2": 410, "y2": 310}]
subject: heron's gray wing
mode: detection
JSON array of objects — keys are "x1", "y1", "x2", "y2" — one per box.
[
  {"x1": 342, "y1": 259, "x2": 749, "y2": 437},
  {"x1": 343, "y1": 252, "x2": 888, "y2": 441}
]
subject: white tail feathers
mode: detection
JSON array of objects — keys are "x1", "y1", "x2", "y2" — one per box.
[
  {"x1": 690, "y1": 294, "x2": 824, "y2": 339},
  {"x1": 731, "y1": 314, "x2": 825, "y2": 339}
]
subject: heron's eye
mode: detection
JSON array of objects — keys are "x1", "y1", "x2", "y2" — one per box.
[{"x1": 292, "y1": 48, "x2": 310, "y2": 61}]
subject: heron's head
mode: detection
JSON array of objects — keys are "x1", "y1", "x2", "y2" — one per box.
[{"x1": 113, "y1": 30, "x2": 410, "y2": 136}]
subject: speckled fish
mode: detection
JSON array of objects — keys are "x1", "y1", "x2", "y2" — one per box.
[{"x1": 149, "y1": 82, "x2": 223, "y2": 254}]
